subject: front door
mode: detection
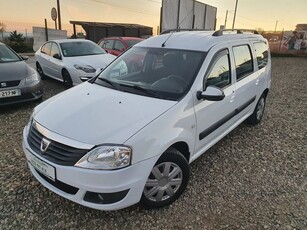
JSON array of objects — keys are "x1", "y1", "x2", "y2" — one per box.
[{"x1": 193, "y1": 48, "x2": 236, "y2": 158}]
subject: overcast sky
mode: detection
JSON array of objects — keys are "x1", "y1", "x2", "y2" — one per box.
[{"x1": 1, "y1": 0, "x2": 306, "y2": 35}]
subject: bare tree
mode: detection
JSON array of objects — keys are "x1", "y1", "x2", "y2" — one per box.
[{"x1": 0, "y1": 22, "x2": 6, "y2": 40}]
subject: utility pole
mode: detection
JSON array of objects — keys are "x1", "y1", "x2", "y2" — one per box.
[
  {"x1": 232, "y1": 0, "x2": 239, "y2": 29},
  {"x1": 274, "y1": 20, "x2": 278, "y2": 33},
  {"x1": 224, "y1": 10, "x2": 228, "y2": 28},
  {"x1": 57, "y1": 0, "x2": 62, "y2": 30}
]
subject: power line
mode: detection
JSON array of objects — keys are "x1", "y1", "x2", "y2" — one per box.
[{"x1": 86, "y1": 0, "x2": 158, "y2": 16}]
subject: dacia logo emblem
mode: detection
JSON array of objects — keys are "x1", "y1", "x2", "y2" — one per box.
[
  {"x1": 40, "y1": 138, "x2": 51, "y2": 152},
  {"x1": 1, "y1": 82, "x2": 7, "y2": 87}
]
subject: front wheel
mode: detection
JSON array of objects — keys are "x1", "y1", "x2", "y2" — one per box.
[
  {"x1": 36, "y1": 62, "x2": 46, "y2": 80},
  {"x1": 140, "y1": 148, "x2": 190, "y2": 209},
  {"x1": 246, "y1": 94, "x2": 266, "y2": 125},
  {"x1": 62, "y1": 69, "x2": 73, "y2": 88}
]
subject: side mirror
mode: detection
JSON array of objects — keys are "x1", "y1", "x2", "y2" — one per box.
[
  {"x1": 95, "y1": 67, "x2": 104, "y2": 75},
  {"x1": 197, "y1": 86, "x2": 225, "y2": 101},
  {"x1": 53, "y1": 53, "x2": 62, "y2": 60},
  {"x1": 21, "y1": 55, "x2": 29, "y2": 61}
]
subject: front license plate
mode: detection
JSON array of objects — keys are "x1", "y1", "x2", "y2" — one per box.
[
  {"x1": 0, "y1": 89, "x2": 21, "y2": 98},
  {"x1": 28, "y1": 152, "x2": 56, "y2": 181}
]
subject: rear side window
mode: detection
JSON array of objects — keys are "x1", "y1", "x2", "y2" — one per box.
[
  {"x1": 233, "y1": 45, "x2": 253, "y2": 80},
  {"x1": 41, "y1": 42, "x2": 52, "y2": 55},
  {"x1": 206, "y1": 51, "x2": 231, "y2": 88},
  {"x1": 254, "y1": 42, "x2": 268, "y2": 69}
]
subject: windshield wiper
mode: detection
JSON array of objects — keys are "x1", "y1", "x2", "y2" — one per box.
[
  {"x1": 97, "y1": 78, "x2": 119, "y2": 89},
  {"x1": 119, "y1": 84, "x2": 160, "y2": 97}
]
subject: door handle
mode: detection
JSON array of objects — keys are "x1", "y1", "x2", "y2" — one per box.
[
  {"x1": 256, "y1": 79, "x2": 260, "y2": 85},
  {"x1": 230, "y1": 91, "x2": 235, "y2": 103}
]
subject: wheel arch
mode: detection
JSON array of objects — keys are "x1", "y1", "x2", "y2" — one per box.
[{"x1": 165, "y1": 141, "x2": 190, "y2": 163}]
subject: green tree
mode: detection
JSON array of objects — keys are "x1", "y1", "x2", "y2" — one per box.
[{"x1": 8, "y1": 30, "x2": 26, "y2": 52}]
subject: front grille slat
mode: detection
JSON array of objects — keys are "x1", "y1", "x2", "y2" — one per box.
[
  {"x1": 27, "y1": 125, "x2": 89, "y2": 166},
  {"x1": 0, "y1": 80, "x2": 20, "y2": 88}
]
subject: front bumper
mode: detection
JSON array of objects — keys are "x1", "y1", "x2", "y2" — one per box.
[
  {"x1": 0, "y1": 81, "x2": 43, "y2": 106},
  {"x1": 22, "y1": 127, "x2": 158, "y2": 211}
]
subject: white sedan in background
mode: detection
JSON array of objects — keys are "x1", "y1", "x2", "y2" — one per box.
[{"x1": 35, "y1": 39, "x2": 116, "y2": 88}]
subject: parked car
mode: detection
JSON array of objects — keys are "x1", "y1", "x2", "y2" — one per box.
[
  {"x1": 0, "y1": 42, "x2": 43, "y2": 106},
  {"x1": 23, "y1": 29, "x2": 271, "y2": 211},
  {"x1": 98, "y1": 37, "x2": 144, "y2": 56},
  {"x1": 35, "y1": 39, "x2": 116, "y2": 88}
]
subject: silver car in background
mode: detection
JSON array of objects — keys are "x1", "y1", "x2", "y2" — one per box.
[
  {"x1": 35, "y1": 39, "x2": 116, "y2": 88},
  {"x1": 0, "y1": 42, "x2": 43, "y2": 106}
]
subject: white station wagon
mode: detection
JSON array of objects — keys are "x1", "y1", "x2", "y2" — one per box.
[{"x1": 23, "y1": 29, "x2": 271, "y2": 210}]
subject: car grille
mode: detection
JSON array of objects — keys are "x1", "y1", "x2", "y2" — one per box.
[
  {"x1": 0, "y1": 80, "x2": 20, "y2": 88},
  {"x1": 27, "y1": 124, "x2": 89, "y2": 166}
]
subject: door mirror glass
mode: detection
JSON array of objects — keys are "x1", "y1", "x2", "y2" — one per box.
[
  {"x1": 53, "y1": 53, "x2": 61, "y2": 60},
  {"x1": 197, "y1": 86, "x2": 225, "y2": 101}
]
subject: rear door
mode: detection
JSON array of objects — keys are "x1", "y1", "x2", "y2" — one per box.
[
  {"x1": 229, "y1": 41, "x2": 259, "y2": 120},
  {"x1": 48, "y1": 42, "x2": 62, "y2": 80},
  {"x1": 38, "y1": 42, "x2": 52, "y2": 76}
]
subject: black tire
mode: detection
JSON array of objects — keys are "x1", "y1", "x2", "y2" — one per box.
[
  {"x1": 62, "y1": 69, "x2": 73, "y2": 88},
  {"x1": 36, "y1": 62, "x2": 46, "y2": 80},
  {"x1": 246, "y1": 94, "x2": 266, "y2": 125},
  {"x1": 140, "y1": 147, "x2": 190, "y2": 209}
]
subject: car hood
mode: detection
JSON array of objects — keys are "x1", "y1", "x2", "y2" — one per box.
[
  {"x1": 66, "y1": 54, "x2": 116, "y2": 70},
  {"x1": 34, "y1": 82, "x2": 177, "y2": 145},
  {"x1": 0, "y1": 61, "x2": 33, "y2": 81}
]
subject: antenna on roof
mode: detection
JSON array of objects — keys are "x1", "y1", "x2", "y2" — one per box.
[{"x1": 161, "y1": 31, "x2": 174, "y2": 47}]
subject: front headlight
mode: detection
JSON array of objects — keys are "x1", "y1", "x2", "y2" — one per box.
[
  {"x1": 74, "y1": 64, "x2": 96, "y2": 73},
  {"x1": 75, "y1": 145, "x2": 132, "y2": 170},
  {"x1": 25, "y1": 72, "x2": 39, "y2": 84}
]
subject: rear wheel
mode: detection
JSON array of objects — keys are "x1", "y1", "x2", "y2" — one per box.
[
  {"x1": 36, "y1": 62, "x2": 46, "y2": 80},
  {"x1": 62, "y1": 69, "x2": 73, "y2": 88},
  {"x1": 140, "y1": 148, "x2": 190, "y2": 209},
  {"x1": 246, "y1": 94, "x2": 266, "y2": 125}
]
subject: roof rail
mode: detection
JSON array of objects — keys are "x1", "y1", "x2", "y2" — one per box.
[
  {"x1": 212, "y1": 29, "x2": 259, "y2": 36},
  {"x1": 161, "y1": 28, "x2": 211, "y2": 34}
]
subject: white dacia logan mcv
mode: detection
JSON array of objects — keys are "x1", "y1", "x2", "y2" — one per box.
[{"x1": 23, "y1": 29, "x2": 271, "y2": 210}]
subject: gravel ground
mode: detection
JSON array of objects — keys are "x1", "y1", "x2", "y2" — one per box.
[{"x1": 0, "y1": 57, "x2": 306, "y2": 229}]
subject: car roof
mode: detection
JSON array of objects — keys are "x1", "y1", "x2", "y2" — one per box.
[
  {"x1": 51, "y1": 39, "x2": 94, "y2": 44},
  {"x1": 102, "y1": 37, "x2": 143, "y2": 41},
  {"x1": 136, "y1": 30, "x2": 265, "y2": 52}
]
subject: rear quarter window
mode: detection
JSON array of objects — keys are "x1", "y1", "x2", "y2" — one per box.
[{"x1": 254, "y1": 42, "x2": 269, "y2": 69}]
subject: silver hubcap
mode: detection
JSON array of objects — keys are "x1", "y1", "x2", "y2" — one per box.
[
  {"x1": 256, "y1": 98, "x2": 265, "y2": 120},
  {"x1": 144, "y1": 162, "x2": 182, "y2": 202}
]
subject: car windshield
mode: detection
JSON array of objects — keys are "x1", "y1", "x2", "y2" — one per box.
[
  {"x1": 125, "y1": 39, "x2": 143, "y2": 47},
  {"x1": 95, "y1": 47, "x2": 205, "y2": 101},
  {"x1": 0, "y1": 45, "x2": 21, "y2": 63},
  {"x1": 60, "y1": 41, "x2": 106, "y2": 57}
]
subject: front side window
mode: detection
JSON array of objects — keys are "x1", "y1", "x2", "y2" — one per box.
[
  {"x1": 205, "y1": 51, "x2": 231, "y2": 88},
  {"x1": 50, "y1": 43, "x2": 60, "y2": 57},
  {"x1": 0, "y1": 45, "x2": 21, "y2": 63},
  {"x1": 95, "y1": 47, "x2": 205, "y2": 100},
  {"x1": 60, "y1": 41, "x2": 106, "y2": 57},
  {"x1": 254, "y1": 42, "x2": 268, "y2": 69},
  {"x1": 114, "y1": 40, "x2": 125, "y2": 51},
  {"x1": 233, "y1": 45, "x2": 253, "y2": 80}
]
